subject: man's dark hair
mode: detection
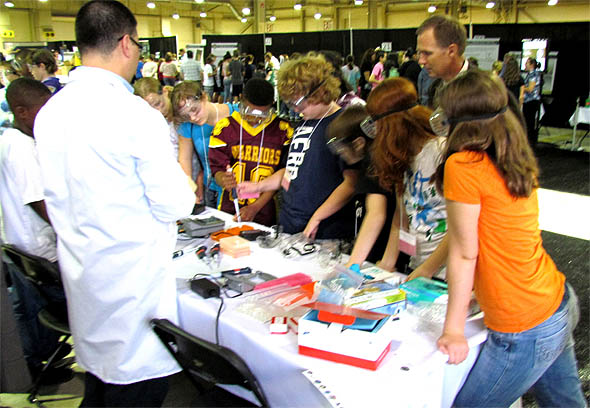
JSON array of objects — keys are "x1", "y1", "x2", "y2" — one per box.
[
  {"x1": 243, "y1": 78, "x2": 274, "y2": 106},
  {"x1": 375, "y1": 50, "x2": 385, "y2": 61},
  {"x1": 187, "y1": 50, "x2": 194, "y2": 59},
  {"x1": 32, "y1": 49, "x2": 58, "y2": 74},
  {"x1": 416, "y1": 15, "x2": 467, "y2": 55},
  {"x1": 75, "y1": 0, "x2": 137, "y2": 56},
  {"x1": 6, "y1": 77, "x2": 52, "y2": 112}
]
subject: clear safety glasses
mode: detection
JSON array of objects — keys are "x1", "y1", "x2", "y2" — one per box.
[
  {"x1": 240, "y1": 103, "x2": 274, "y2": 126},
  {"x1": 325, "y1": 133, "x2": 357, "y2": 156},
  {"x1": 360, "y1": 102, "x2": 418, "y2": 139},
  {"x1": 177, "y1": 96, "x2": 202, "y2": 121},
  {"x1": 429, "y1": 106, "x2": 509, "y2": 137}
]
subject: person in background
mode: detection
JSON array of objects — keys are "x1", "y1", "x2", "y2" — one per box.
[
  {"x1": 417, "y1": 66, "x2": 435, "y2": 107},
  {"x1": 467, "y1": 56, "x2": 479, "y2": 69},
  {"x1": 141, "y1": 54, "x2": 158, "y2": 78},
  {"x1": 160, "y1": 52, "x2": 178, "y2": 86},
  {"x1": 399, "y1": 47, "x2": 421, "y2": 90},
  {"x1": 434, "y1": 69, "x2": 584, "y2": 407},
  {"x1": 30, "y1": 49, "x2": 63, "y2": 94},
  {"x1": 221, "y1": 52, "x2": 232, "y2": 103},
  {"x1": 383, "y1": 52, "x2": 400, "y2": 78},
  {"x1": 1, "y1": 77, "x2": 72, "y2": 385},
  {"x1": 416, "y1": 15, "x2": 469, "y2": 105},
  {"x1": 180, "y1": 50, "x2": 202, "y2": 83},
  {"x1": 34, "y1": 1, "x2": 196, "y2": 405},
  {"x1": 522, "y1": 57, "x2": 542, "y2": 148},
  {"x1": 244, "y1": 54, "x2": 255, "y2": 84},
  {"x1": 134, "y1": 54, "x2": 144, "y2": 82},
  {"x1": 325, "y1": 105, "x2": 409, "y2": 270},
  {"x1": 238, "y1": 55, "x2": 358, "y2": 240},
  {"x1": 209, "y1": 78, "x2": 292, "y2": 225},
  {"x1": 213, "y1": 58, "x2": 224, "y2": 103},
  {"x1": 172, "y1": 80, "x2": 239, "y2": 207},
  {"x1": 358, "y1": 48, "x2": 376, "y2": 100},
  {"x1": 178, "y1": 48, "x2": 186, "y2": 61},
  {"x1": 500, "y1": 54, "x2": 524, "y2": 103},
  {"x1": 341, "y1": 55, "x2": 361, "y2": 95},
  {"x1": 0, "y1": 61, "x2": 20, "y2": 127},
  {"x1": 369, "y1": 50, "x2": 385, "y2": 89},
  {"x1": 203, "y1": 55, "x2": 216, "y2": 100},
  {"x1": 368, "y1": 77, "x2": 448, "y2": 280},
  {"x1": 253, "y1": 61, "x2": 266, "y2": 80},
  {"x1": 228, "y1": 49, "x2": 244, "y2": 103},
  {"x1": 319, "y1": 50, "x2": 364, "y2": 108}
]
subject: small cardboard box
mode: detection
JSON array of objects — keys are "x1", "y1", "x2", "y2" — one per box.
[{"x1": 298, "y1": 302, "x2": 399, "y2": 370}]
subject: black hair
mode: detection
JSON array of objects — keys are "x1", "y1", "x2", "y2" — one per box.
[
  {"x1": 187, "y1": 50, "x2": 194, "y2": 59},
  {"x1": 243, "y1": 78, "x2": 274, "y2": 106},
  {"x1": 75, "y1": 0, "x2": 137, "y2": 56},
  {"x1": 405, "y1": 47, "x2": 416, "y2": 59},
  {"x1": 6, "y1": 77, "x2": 51, "y2": 111}
]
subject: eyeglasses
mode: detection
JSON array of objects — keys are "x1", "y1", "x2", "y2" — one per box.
[
  {"x1": 176, "y1": 96, "x2": 203, "y2": 122},
  {"x1": 118, "y1": 34, "x2": 143, "y2": 52},
  {"x1": 429, "y1": 106, "x2": 508, "y2": 137},
  {"x1": 240, "y1": 103, "x2": 274, "y2": 126},
  {"x1": 360, "y1": 102, "x2": 417, "y2": 139},
  {"x1": 325, "y1": 133, "x2": 357, "y2": 156},
  {"x1": 285, "y1": 78, "x2": 327, "y2": 110}
]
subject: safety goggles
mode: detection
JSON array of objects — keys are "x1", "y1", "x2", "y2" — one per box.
[
  {"x1": 325, "y1": 133, "x2": 357, "y2": 156},
  {"x1": 360, "y1": 102, "x2": 417, "y2": 139},
  {"x1": 429, "y1": 106, "x2": 508, "y2": 137},
  {"x1": 240, "y1": 103, "x2": 274, "y2": 126},
  {"x1": 176, "y1": 95, "x2": 202, "y2": 121},
  {"x1": 285, "y1": 78, "x2": 327, "y2": 110}
]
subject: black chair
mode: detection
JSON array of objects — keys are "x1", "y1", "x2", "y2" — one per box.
[
  {"x1": 151, "y1": 318, "x2": 269, "y2": 407},
  {"x1": 1, "y1": 244, "x2": 73, "y2": 405}
]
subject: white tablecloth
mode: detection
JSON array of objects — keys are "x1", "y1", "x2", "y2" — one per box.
[
  {"x1": 569, "y1": 106, "x2": 590, "y2": 150},
  {"x1": 174, "y1": 208, "x2": 487, "y2": 407}
]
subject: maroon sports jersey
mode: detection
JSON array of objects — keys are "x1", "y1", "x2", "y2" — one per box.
[{"x1": 209, "y1": 111, "x2": 293, "y2": 226}]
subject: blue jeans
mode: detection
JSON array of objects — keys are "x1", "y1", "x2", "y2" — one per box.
[
  {"x1": 5, "y1": 262, "x2": 64, "y2": 369},
  {"x1": 455, "y1": 284, "x2": 586, "y2": 407},
  {"x1": 223, "y1": 77, "x2": 232, "y2": 103}
]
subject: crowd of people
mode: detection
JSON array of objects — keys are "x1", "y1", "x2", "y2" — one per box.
[{"x1": 0, "y1": 1, "x2": 584, "y2": 407}]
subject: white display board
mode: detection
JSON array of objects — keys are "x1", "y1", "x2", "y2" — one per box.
[
  {"x1": 464, "y1": 38, "x2": 500, "y2": 71},
  {"x1": 211, "y1": 42, "x2": 238, "y2": 60}
]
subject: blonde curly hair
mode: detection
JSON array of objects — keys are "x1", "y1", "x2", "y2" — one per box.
[{"x1": 277, "y1": 54, "x2": 340, "y2": 106}]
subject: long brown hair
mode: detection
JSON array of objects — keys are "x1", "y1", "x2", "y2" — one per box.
[
  {"x1": 368, "y1": 77, "x2": 436, "y2": 193},
  {"x1": 435, "y1": 70, "x2": 538, "y2": 197}
]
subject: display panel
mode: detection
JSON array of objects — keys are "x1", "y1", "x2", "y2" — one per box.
[{"x1": 521, "y1": 38, "x2": 548, "y2": 71}]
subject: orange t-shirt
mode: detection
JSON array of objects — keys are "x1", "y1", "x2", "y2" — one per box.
[{"x1": 444, "y1": 151, "x2": 564, "y2": 333}]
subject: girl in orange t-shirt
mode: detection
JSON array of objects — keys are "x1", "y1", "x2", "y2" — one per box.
[{"x1": 432, "y1": 70, "x2": 584, "y2": 407}]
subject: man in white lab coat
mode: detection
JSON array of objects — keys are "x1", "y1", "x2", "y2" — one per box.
[{"x1": 34, "y1": 1, "x2": 196, "y2": 406}]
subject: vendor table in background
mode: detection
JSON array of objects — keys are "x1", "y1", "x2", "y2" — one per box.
[
  {"x1": 569, "y1": 105, "x2": 590, "y2": 150},
  {"x1": 174, "y1": 208, "x2": 487, "y2": 408}
]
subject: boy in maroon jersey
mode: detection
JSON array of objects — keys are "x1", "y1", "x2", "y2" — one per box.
[{"x1": 209, "y1": 78, "x2": 293, "y2": 225}]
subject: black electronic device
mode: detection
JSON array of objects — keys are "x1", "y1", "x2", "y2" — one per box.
[
  {"x1": 225, "y1": 271, "x2": 276, "y2": 293},
  {"x1": 192, "y1": 203, "x2": 206, "y2": 215},
  {"x1": 180, "y1": 217, "x2": 225, "y2": 237},
  {"x1": 190, "y1": 278, "x2": 220, "y2": 299},
  {"x1": 239, "y1": 229, "x2": 270, "y2": 241}
]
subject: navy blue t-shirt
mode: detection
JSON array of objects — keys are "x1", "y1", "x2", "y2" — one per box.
[{"x1": 280, "y1": 110, "x2": 356, "y2": 239}]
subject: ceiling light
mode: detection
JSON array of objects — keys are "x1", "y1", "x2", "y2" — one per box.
[
  {"x1": 39, "y1": 0, "x2": 49, "y2": 3},
  {"x1": 294, "y1": 3, "x2": 302, "y2": 10},
  {"x1": 242, "y1": 7, "x2": 251, "y2": 15},
  {"x1": 147, "y1": 2, "x2": 155, "y2": 9},
  {"x1": 354, "y1": 0, "x2": 363, "y2": 5},
  {"x1": 200, "y1": 11, "x2": 207, "y2": 17},
  {"x1": 5, "y1": 1, "x2": 15, "y2": 7},
  {"x1": 428, "y1": 5, "x2": 436, "y2": 12},
  {"x1": 269, "y1": 15, "x2": 276, "y2": 22},
  {"x1": 485, "y1": 1, "x2": 495, "y2": 8},
  {"x1": 241, "y1": 17, "x2": 247, "y2": 23},
  {"x1": 195, "y1": 0, "x2": 204, "y2": 3},
  {"x1": 314, "y1": 12, "x2": 322, "y2": 19},
  {"x1": 547, "y1": 0, "x2": 558, "y2": 5},
  {"x1": 172, "y1": 13, "x2": 180, "y2": 19}
]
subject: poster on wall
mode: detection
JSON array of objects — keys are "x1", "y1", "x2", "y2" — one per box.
[
  {"x1": 186, "y1": 43, "x2": 205, "y2": 65},
  {"x1": 464, "y1": 38, "x2": 500, "y2": 71},
  {"x1": 211, "y1": 42, "x2": 238, "y2": 60},
  {"x1": 543, "y1": 51, "x2": 558, "y2": 95}
]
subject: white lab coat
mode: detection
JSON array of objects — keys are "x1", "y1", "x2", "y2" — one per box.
[{"x1": 34, "y1": 66, "x2": 195, "y2": 384}]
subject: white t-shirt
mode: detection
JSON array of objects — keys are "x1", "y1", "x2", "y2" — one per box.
[
  {"x1": 0, "y1": 128, "x2": 57, "y2": 261},
  {"x1": 203, "y1": 63, "x2": 214, "y2": 87},
  {"x1": 402, "y1": 137, "x2": 447, "y2": 272}
]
